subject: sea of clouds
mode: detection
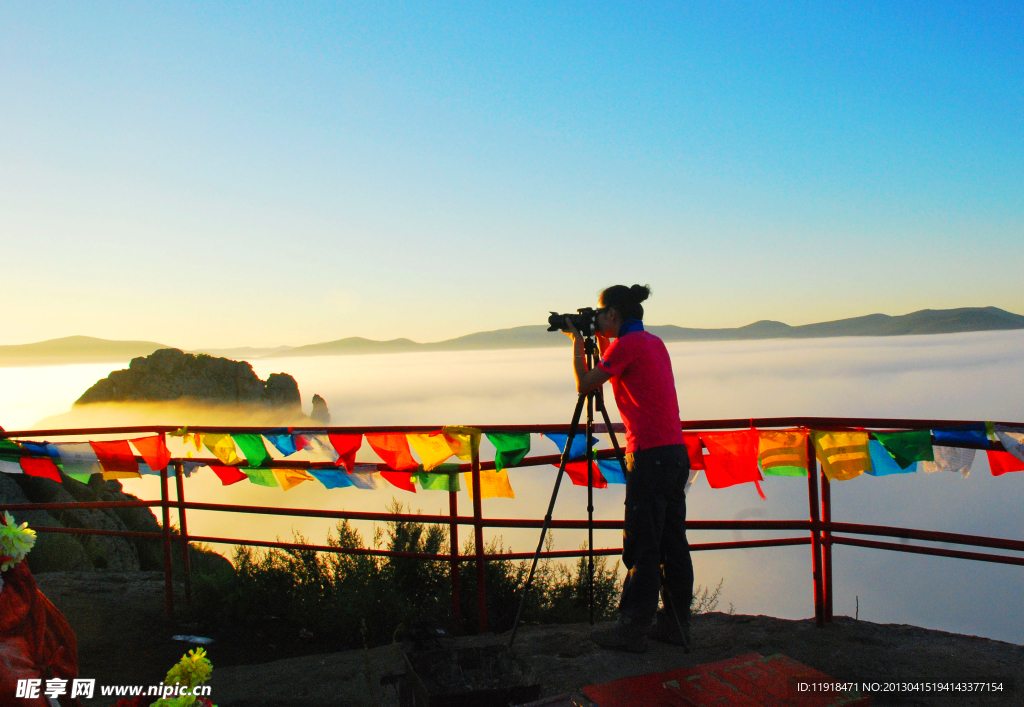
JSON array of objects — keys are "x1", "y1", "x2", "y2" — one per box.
[{"x1": 2, "y1": 329, "x2": 1021, "y2": 642}]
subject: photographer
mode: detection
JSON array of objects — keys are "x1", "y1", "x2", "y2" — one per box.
[{"x1": 565, "y1": 284, "x2": 692, "y2": 654}]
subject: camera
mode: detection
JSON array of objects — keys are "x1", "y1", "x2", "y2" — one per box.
[{"x1": 547, "y1": 308, "x2": 598, "y2": 335}]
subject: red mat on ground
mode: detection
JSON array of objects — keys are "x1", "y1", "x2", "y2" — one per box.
[{"x1": 581, "y1": 652, "x2": 869, "y2": 707}]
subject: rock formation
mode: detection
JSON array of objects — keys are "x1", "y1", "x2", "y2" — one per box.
[
  {"x1": 75, "y1": 348, "x2": 301, "y2": 410},
  {"x1": 310, "y1": 394, "x2": 331, "y2": 424}
]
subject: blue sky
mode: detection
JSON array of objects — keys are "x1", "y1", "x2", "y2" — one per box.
[{"x1": 2, "y1": 2, "x2": 1021, "y2": 348}]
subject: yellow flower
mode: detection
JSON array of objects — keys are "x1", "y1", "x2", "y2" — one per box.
[{"x1": 0, "y1": 512, "x2": 36, "y2": 572}]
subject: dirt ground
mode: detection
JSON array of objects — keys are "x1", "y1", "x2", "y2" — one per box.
[{"x1": 35, "y1": 571, "x2": 1024, "y2": 707}]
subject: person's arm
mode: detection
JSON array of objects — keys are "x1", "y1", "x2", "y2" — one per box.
[{"x1": 566, "y1": 318, "x2": 613, "y2": 395}]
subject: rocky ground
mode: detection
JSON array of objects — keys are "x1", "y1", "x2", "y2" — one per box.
[{"x1": 34, "y1": 571, "x2": 1023, "y2": 707}]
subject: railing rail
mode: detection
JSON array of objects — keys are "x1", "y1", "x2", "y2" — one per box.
[{"x1": 2, "y1": 417, "x2": 1021, "y2": 631}]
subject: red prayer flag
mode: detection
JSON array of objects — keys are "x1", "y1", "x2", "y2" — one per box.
[
  {"x1": 987, "y1": 449, "x2": 1024, "y2": 476},
  {"x1": 380, "y1": 471, "x2": 417, "y2": 492},
  {"x1": 682, "y1": 433, "x2": 706, "y2": 471},
  {"x1": 20, "y1": 456, "x2": 62, "y2": 482},
  {"x1": 365, "y1": 433, "x2": 419, "y2": 471},
  {"x1": 328, "y1": 433, "x2": 363, "y2": 473},
  {"x1": 89, "y1": 440, "x2": 139, "y2": 473},
  {"x1": 130, "y1": 435, "x2": 171, "y2": 472},
  {"x1": 210, "y1": 465, "x2": 248, "y2": 485},
  {"x1": 700, "y1": 430, "x2": 762, "y2": 489},
  {"x1": 563, "y1": 461, "x2": 608, "y2": 488}
]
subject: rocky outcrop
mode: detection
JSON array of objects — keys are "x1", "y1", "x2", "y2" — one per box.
[
  {"x1": 75, "y1": 348, "x2": 301, "y2": 410},
  {"x1": 310, "y1": 394, "x2": 331, "y2": 424}
]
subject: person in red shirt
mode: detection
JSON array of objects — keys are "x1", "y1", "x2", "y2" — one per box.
[{"x1": 565, "y1": 284, "x2": 692, "y2": 653}]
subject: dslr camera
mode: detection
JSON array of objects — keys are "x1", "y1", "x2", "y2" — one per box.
[{"x1": 547, "y1": 308, "x2": 598, "y2": 336}]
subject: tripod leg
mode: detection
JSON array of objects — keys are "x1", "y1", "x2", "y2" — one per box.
[
  {"x1": 508, "y1": 393, "x2": 588, "y2": 647},
  {"x1": 587, "y1": 390, "x2": 595, "y2": 626}
]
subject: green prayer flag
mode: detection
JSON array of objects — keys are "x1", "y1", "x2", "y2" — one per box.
[
  {"x1": 0, "y1": 439, "x2": 25, "y2": 462},
  {"x1": 416, "y1": 464, "x2": 461, "y2": 491},
  {"x1": 66, "y1": 472, "x2": 93, "y2": 483},
  {"x1": 487, "y1": 433, "x2": 530, "y2": 471},
  {"x1": 761, "y1": 465, "x2": 807, "y2": 477},
  {"x1": 872, "y1": 429, "x2": 934, "y2": 469},
  {"x1": 233, "y1": 434, "x2": 271, "y2": 467},
  {"x1": 244, "y1": 468, "x2": 279, "y2": 487}
]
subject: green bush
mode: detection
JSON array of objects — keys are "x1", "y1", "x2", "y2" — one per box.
[{"x1": 191, "y1": 500, "x2": 621, "y2": 647}]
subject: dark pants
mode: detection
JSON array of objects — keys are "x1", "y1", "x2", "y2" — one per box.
[{"x1": 618, "y1": 444, "x2": 693, "y2": 626}]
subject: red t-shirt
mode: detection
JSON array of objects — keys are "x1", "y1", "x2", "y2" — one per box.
[{"x1": 597, "y1": 331, "x2": 684, "y2": 453}]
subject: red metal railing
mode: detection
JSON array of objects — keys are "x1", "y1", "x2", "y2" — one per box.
[{"x1": 2, "y1": 418, "x2": 1023, "y2": 632}]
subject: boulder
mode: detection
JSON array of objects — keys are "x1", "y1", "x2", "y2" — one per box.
[{"x1": 75, "y1": 348, "x2": 301, "y2": 410}]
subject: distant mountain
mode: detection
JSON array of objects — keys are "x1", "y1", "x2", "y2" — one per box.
[
  {"x1": 267, "y1": 306, "x2": 1024, "y2": 357},
  {"x1": 5, "y1": 307, "x2": 1023, "y2": 365},
  {"x1": 0, "y1": 336, "x2": 168, "y2": 367}
]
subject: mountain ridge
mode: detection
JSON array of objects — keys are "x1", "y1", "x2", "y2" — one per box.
[{"x1": 3, "y1": 307, "x2": 1022, "y2": 365}]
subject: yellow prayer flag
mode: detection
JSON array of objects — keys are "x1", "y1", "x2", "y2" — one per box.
[
  {"x1": 810, "y1": 431, "x2": 872, "y2": 481},
  {"x1": 273, "y1": 469, "x2": 313, "y2": 491},
  {"x1": 202, "y1": 433, "x2": 241, "y2": 466},
  {"x1": 102, "y1": 471, "x2": 142, "y2": 480},
  {"x1": 758, "y1": 429, "x2": 809, "y2": 474},
  {"x1": 463, "y1": 469, "x2": 515, "y2": 499},
  {"x1": 407, "y1": 432, "x2": 455, "y2": 471},
  {"x1": 443, "y1": 426, "x2": 481, "y2": 461}
]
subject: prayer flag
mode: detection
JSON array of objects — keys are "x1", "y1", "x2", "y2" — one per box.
[
  {"x1": 700, "y1": 430, "x2": 762, "y2": 489},
  {"x1": 347, "y1": 471, "x2": 379, "y2": 489},
  {"x1": 53, "y1": 442, "x2": 103, "y2": 478},
  {"x1": 867, "y1": 439, "x2": 916, "y2": 476},
  {"x1": 264, "y1": 432, "x2": 298, "y2": 456},
  {"x1": 443, "y1": 426, "x2": 482, "y2": 461},
  {"x1": 993, "y1": 426, "x2": 1024, "y2": 463},
  {"x1": 598, "y1": 458, "x2": 627, "y2": 484},
  {"x1": 202, "y1": 434, "x2": 241, "y2": 466},
  {"x1": 295, "y1": 433, "x2": 340, "y2": 464},
  {"x1": 21, "y1": 456, "x2": 61, "y2": 481},
  {"x1": 416, "y1": 464, "x2": 461, "y2": 491},
  {"x1": 987, "y1": 450, "x2": 1024, "y2": 476},
  {"x1": 309, "y1": 469, "x2": 355, "y2": 489},
  {"x1": 274, "y1": 469, "x2": 313, "y2": 490},
  {"x1": 0, "y1": 438, "x2": 25, "y2": 463},
  {"x1": 90, "y1": 440, "x2": 139, "y2": 474},
  {"x1": 366, "y1": 433, "x2": 419, "y2": 471},
  {"x1": 682, "y1": 433, "x2": 706, "y2": 471},
  {"x1": 920, "y1": 446, "x2": 975, "y2": 477},
  {"x1": 380, "y1": 471, "x2": 417, "y2": 492},
  {"x1": 872, "y1": 430, "x2": 933, "y2": 469},
  {"x1": 0, "y1": 461, "x2": 22, "y2": 474},
  {"x1": 407, "y1": 432, "x2": 455, "y2": 471},
  {"x1": 245, "y1": 468, "x2": 280, "y2": 487},
  {"x1": 130, "y1": 435, "x2": 171, "y2": 472},
  {"x1": 932, "y1": 424, "x2": 988, "y2": 448},
  {"x1": 232, "y1": 434, "x2": 270, "y2": 468},
  {"x1": 543, "y1": 433, "x2": 598, "y2": 461},
  {"x1": 563, "y1": 461, "x2": 608, "y2": 488},
  {"x1": 810, "y1": 431, "x2": 871, "y2": 481},
  {"x1": 464, "y1": 469, "x2": 515, "y2": 499},
  {"x1": 487, "y1": 432, "x2": 531, "y2": 471},
  {"x1": 757, "y1": 429, "x2": 808, "y2": 477},
  {"x1": 327, "y1": 433, "x2": 362, "y2": 472},
  {"x1": 210, "y1": 465, "x2": 248, "y2": 485}
]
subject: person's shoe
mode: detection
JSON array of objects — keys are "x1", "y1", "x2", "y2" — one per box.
[
  {"x1": 590, "y1": 618, "x2": 648, "y2": 654},
  {"x1": 647, "y1": 610, "x2": 690, "y2": 652}
]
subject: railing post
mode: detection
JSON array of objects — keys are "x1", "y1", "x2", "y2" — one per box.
[
  {"x1": 471, "y1": 443, "x2": 487, "y2": 633},
  {"x1": 820, "y1": 467, "x2": 833, "y2": 623},
  {"x1": 805, "y1": 434, "x2": 824, "y2": 628},
  {"x1": 174, "y1": 459, "x2": 193, "y2": 606},
  {"x1": 448, "y1": 478, "x2": 461, "y2": 628},
  {"x1": 160, "y1": 467, "x2": 174, "y2": 623}
]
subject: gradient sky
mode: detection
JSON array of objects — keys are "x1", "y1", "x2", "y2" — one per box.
[{"x1": 2, "y1": 2, "x2": 1021, "y2": 348}]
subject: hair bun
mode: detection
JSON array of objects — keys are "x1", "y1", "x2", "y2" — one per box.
[{"x1": 629, "y1": 284, "x2": 651, "y2": 303}]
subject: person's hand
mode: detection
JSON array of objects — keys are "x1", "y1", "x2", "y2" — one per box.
[{"x1": 564, "y1": 316, "x2": 583, "y2": 344}]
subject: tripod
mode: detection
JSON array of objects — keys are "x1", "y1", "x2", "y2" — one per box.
[{"x1": 508, "y1": 334, "x2": 628, "y2": 647}]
